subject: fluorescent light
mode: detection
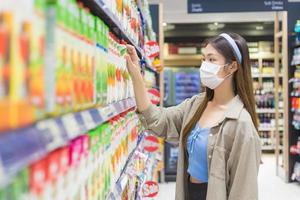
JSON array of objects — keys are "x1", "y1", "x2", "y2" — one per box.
[
  {"x1": 256, "y1": 26, "x2": 264, "y2": 30},
  {"x1": 163, "y1": 22, "x2": 167, "y2": 27}
]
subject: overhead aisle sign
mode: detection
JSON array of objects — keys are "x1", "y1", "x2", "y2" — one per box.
[{"x1": 188, "y1": 0, "x2": 287, "y2": 13}]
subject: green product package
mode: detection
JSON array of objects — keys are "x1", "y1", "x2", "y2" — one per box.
[
  {"x1": 105, "y1": 25, "x2": 109, "y2": 49},
  {"x1": 78, "y1": 6, "x2": 84, "y2": 36},
  {"x1": 95, "y1": 47, "x2": 101, "y2": 103},
  {"x1": 98, "y1": 19, "x2": 102, "y2": 47},
  {"x1": 66, "y1": 1, "x2": 75, "y2": 32},
  {"x1": 88, "y1": 129, "x2": 98, "y2": 153},
  {"x1": 94, "y1": 17, "x2": 99, "y2": 44},
  {"x1": 34, "y1": 0, "x2": 45, "y2": 12},
  {"x1": 6, "y1": 172, "x2": 23, "y2": 200},
  {"x1": 20, "y1": 169, "x2": 29, "y2": 195},
  {"x1": 97, "y1": 124, "x2": 105, "y2": 149},
  {"x1": 88, "y1": 13, "x2": 95, "y2": 41},
  {"x1": 0, "y1": 188, "x2": 6, "y2": 200},
  {"x1": 100, "y1": 50, "x2": 108, "y2": 105},
  {"x1": 74, "y1": 3, "x2": 80, "y2": 34}
]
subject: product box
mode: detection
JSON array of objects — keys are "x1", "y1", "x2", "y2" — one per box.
[
  {"x1": 0, "y1": 10, "x2": 13, "y2": 131},
  {"x1": 29, "y1": 158, "x2": 48, "y2": 196}
]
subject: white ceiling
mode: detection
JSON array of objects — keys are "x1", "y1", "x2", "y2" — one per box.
[{"x1": 148, "y1": 0, "x2": 280, "y2": 23}]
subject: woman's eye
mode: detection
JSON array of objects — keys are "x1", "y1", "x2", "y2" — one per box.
[{"x1": 209, "y1": 58, "x2": 215, "y2": 62}]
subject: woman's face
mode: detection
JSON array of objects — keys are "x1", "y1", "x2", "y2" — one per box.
[{"x1": 202, "y1": 44, "x2": 236, "y2": 78}]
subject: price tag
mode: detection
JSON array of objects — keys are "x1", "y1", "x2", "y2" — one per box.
[
  {"x1": 98, "y1": 106, "x2": 115, "y2": 121},
  {"x1": 61, "y1": 114, "x2": 80, "y2": 139},
  {"x1": 36, "y1": 119, "x2": 64, "y2": 151},
  {"x1": 81, "y1": 110, "x2": 96, "y2": 130}
]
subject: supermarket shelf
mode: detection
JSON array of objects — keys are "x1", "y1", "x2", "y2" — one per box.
[
  {"x1": 293, "y1": 43, "x2": 300, "y2": 48},
  {"x1": 81, "y1": 0, "x2": 143, "y2": 58},
  {"x1": 256, "y1": 109, "x2": 284, "y2": 113},
  {"x1": 252, "y1": 74, "x2": 283, "y2": 78},
  {"x1": 107, "y1": 132, "x2": 146, "y2": 199},
  {"x1": 258, "y1": 126, "x2": 284, "y2": 132},
  {"x1": 164, "y1": 54, "x2": 203, "y2": 67},
  {"x1": 291, "y1": 108, "x2": 300, "y2": 113},
  {"x1": 250, "y1": 53, "x2": 279, "y2": 59},
  {"x1": 0, "y1": 98, "x2": 136, "y2": 188},
  {"x1": 81, "y1": 0, "x2": 158, "y2": 74},
  {"x1": 291, "y1": 62, "x2": 300, "y2": 66},
  {"x1": 143, "y1": 59, "x2": 157, "y2": 74},
  {"x1": 137, "y1": 0, "x2": 152, "y2": 36},
  {"x1": 262, "y1": 146, "x2": 275, "y2": 151},
  {"x1": 262, "y1": 145, "x2": 283, "y2": 151}
]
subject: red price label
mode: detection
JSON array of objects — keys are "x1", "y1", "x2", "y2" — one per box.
[
  {"x1": 143, "y1": 135, "x2": 160, "y2": 153},
  {"x1": 147, "y1": 88, "x2": 160, "y2": 105},
  {"x1": 142, "y1": 181, "x2": 159, "y2": 198},
  {"x1": 145, "y1": 41, "x2": 160, "y2": 59}
]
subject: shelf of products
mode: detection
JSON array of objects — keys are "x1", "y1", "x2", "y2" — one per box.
[
  {"x1": 80, "y1": 0, "x2": 157, "y2": 73},
  {"x1": 250, "y1": 42, "x2": 285, "y2": 152},
  {"x1": 163, "y1": 68, "x2": 201, "y2": 106},
  {"x1": 0, "y1": 109, "x2": 145, "y2": 199},
  {"x1": 0, "y1": 0, "x2": 162, "y2": 198},
  {"x1": 256, "y1": 109, "x2": 284, "y2": 113},
  {"x1": 0, "y1": 97, "x2": 135, "y2": 187},
  {"x1": 289, "y1": 20, "x2": 300, "y2": 183},
  {"x1": 107, "y1": 132, "x2": 162, "y2": 199}
]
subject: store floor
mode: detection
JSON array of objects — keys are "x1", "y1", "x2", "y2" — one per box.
[{"x1": 156, "y1": 154, "x2": 300, "y2": 200}]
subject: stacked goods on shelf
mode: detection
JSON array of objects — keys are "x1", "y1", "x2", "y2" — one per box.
[
  {"x1": 47, "y1": 0, "x2": 97, "y2": 113},
  {"x1": 0, "y1": 0, "x2": 46, "y2": 131},
  {"x1": 0, "y1": 0, "x2": 161, "y2": 198},
  {"x1": 107, "y1": 32, "x2": 133, "y2": 104},
  {"x1": 108, "y1": 133, "x2": 162, "y2": 199},
  {"x1": 163, "y1": 68, "x2": 201, "y2": 106},
  {"x1": 167, "y1": 43, "x2": 202, "y2": 55},
  {"x1": 144, "y1": 70, "x2": 157, "y2": 89},
  {"x1": 0, "y1": 110, "x2": 143, "y2": 200},
  {"x1": 0, "y1": 0, "x2": 161, "y2": 132},
  {"x1": 290, "y1": 21, "x2": 300, "y2": 183},
  {"x1": 137, "y1": 0, "x2": 157, "y2": 42},
  {"x1": 291, "y1": 47, "x2": 300, "y2": 130},
  {"x1": 251, "y1": 60, "x2": 259, "y2": 77},
  {"x1": 250, "y1": 41, "x2": 284, "y2": 151},
  {"x1": 174, "y1": 71, "x2": 200, "y2": 105},
  {"x1": 101, "y1": 0, "x2": 142, "y2": 48}
]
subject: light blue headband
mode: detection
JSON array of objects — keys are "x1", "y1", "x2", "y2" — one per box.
[{"x1": 219, "y1": 33, "x2": 242, "y2": 64}]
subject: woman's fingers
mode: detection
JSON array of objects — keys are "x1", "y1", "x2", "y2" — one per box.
[{"x1": 126, "y1": 44, "x2": 139, "y2": 66}]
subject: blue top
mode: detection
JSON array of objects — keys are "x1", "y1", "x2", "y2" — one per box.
[{"x1": 187, "y1": 123, "x2": 210, "y2": 183}]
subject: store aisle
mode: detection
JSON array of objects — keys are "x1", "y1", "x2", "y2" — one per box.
[
  {"x1": 258, "y1": 154, "x2": 300, "y2": 200},
  {"x1": 157, "y1": 154, "x2": 300, "y2": 200}
]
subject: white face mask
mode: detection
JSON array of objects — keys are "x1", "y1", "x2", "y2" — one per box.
[{"x1": 199, "y1": 61, "x2": 231, "y2": 89}]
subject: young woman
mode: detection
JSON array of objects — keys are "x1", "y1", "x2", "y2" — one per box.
[{"x1": 125, "y1": 32, "x2": 261, "y2": 200}]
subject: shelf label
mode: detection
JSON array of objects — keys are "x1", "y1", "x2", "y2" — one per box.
[
  {"x1": 61, "y1": 114, "x2": 80, "y2": 139},
  {"x1": 98, "y1": 105, "x2": 115, "y2": 120},
  {"x1": 142, "y1": 181, "x2": 159, "y2": 198},
  {"x1": 143, "y1": 135, "x2": 159, "y2": 153},
  {"x1": 147, "y1": 89, "x2": 160, "y2": 105},
  {"x1": 36, "y1": 119, "x2": 64, "y2": 151},
  {"x1": 81, "y1": 110, "x2": 96, "y2": 130}
]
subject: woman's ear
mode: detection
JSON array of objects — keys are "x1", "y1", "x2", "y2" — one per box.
[{"x1": 230, "y1": 61, "x2": 238, "y2": 73}]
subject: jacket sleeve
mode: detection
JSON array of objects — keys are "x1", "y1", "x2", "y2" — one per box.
[
  {"x1": 227, "y1": 121, "x2": 262, "y2": 200},
  {"x1": 136, "y1": 95, "x2": 200, "y2": 143}
]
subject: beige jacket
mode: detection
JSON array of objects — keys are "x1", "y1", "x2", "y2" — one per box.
[{"x1": 137, "y1": 93, "x2": 261, "y2": 200}]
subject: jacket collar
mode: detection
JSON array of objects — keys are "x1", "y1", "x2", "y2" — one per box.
[
  {"x1": 224, "y1": 95, "x2": 244, "y2": 120},
  {"x1": 195, "y1": 94, "x2": 244, "y2": 128},
  {"x1": 196, "y1": 93, "x2": 244, "y2": 120}
]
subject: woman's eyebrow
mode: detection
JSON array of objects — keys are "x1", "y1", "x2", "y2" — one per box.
[{"x1": 204, "y1": 53, "x2": 215, "y2": 57}]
